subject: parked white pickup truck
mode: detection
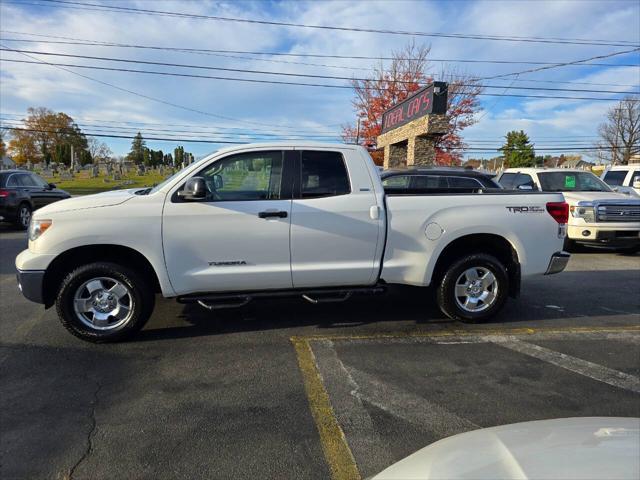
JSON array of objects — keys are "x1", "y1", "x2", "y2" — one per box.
[
  {"x1": 498, "y1": 168, "x2": 640, "y2": 252},
  {"x1": 17, "y1": 143, "x2": 570, "y2": 342}
]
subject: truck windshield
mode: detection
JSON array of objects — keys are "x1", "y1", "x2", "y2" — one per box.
[{"x1": 537, "y1": 171, "x2": 612, "y2": 192}]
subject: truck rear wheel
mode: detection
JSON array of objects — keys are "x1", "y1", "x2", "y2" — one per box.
[
  {"x1": 437, "y1": 253, "x2": 508, "y2": 323},
  {"x1": 56, "y1": 262, "x2": 154, "y2": 342}
]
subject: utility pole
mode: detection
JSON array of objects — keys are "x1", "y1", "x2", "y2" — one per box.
[{"x1": 355, "y1": 117, "x2": 361, "y2": 145}]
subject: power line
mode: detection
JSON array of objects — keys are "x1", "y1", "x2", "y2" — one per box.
[
  {"x1": 0, "y1": 44, "x2": 343, "y2": 130},
  {"x1": 3, "y1": 48, "x2": 638, "y2": 95},
  {"x1": 2, "y1": 119, "x2": 610, "y2": 145},
  {"x1": 0, "y1": 114, "x2": 612, "y2": 143},
  {"x1": 3, "y1": 58, "x2": 637, "y2": 102},
  {"x1": 0, "y1": 118, "x2": 342, "y2": 139},
  {"x1": 0, "y1": 112, "x2": 340, "y2": 135},
  {"x1": 3, "y1": 126, "x2": 636, "y2": 152},
  {"x1": 2, "y1": 32, "x2": 639, "y2": 68},
  {"x1": 483, "y1": 47, "x2": 640, "y2": 80},
  {"x1": 11, "y1": 0, "x2": 640, "y2": 47}
]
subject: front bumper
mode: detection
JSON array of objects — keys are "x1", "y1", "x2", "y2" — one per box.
[
  {"x1": 544, "y1": 251, "x2": 570, "y2": 275},
  {"x1": 16, "y1": 269, "x2": 45, "y2": 304},
  {"x1": 568, "y1": 224, "x2": 640, "y2": 247}
]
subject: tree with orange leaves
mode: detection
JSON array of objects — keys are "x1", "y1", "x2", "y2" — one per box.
[{"x1": 342, "y1": 41, "x2": 482, "y2": 166}]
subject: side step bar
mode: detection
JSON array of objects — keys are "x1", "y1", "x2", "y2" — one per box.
[{"x1": 177, "y1": 285, "x2": 386, "y2": 311}]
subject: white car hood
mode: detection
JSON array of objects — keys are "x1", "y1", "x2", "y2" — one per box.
[
  {"x1": 372, "y1": 417, "x2": 640, "y2": 480},
  {"x1": 35, "y1": 188, "x2": 139, "y2": 215},
  {"x1": 562, "y1": 191, "x2": 637, "y2": 204}
]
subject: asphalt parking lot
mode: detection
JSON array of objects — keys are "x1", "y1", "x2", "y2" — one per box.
[{"x1": 1, "y1": 224, "x2": 639, "y2": 480}]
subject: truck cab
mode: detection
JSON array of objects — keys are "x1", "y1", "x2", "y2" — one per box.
[{"x1": 601, "y1": 165, "x2": 640, "y2": 197}]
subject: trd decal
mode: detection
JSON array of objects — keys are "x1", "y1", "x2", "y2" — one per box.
[{"x1": 506, "y1": 206, "x2": 545, "y2": 213}]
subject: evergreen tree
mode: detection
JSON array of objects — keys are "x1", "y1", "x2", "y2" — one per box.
[
  {"x1": 498, "y1": 131, "x2": 536, "y2": 168},
  {"x1": 127, "y1": 132, "x2": 146, "y2": 164},
  {"x1": 174, "y1": 146, "x2": 184, "y2": 166}
]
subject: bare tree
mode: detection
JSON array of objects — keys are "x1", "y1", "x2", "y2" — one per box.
[
  {"x1": 87, "y1": 137, "x2": 113, "y2": 163},
  {"x1": 596, "y1": 97, "x2": 640, "y2": 165}
]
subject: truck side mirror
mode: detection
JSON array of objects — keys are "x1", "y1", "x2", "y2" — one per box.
[{"x1": 178, "y1": 177, "x2": 207, "y2": 201}]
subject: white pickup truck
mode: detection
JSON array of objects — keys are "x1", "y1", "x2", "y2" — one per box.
[
  {"x1": 16, "y1": 143, "x2": 570, "y2": 342},
  {"x1": 498, "y1": 168, "x2": 640, "y2": 252}
]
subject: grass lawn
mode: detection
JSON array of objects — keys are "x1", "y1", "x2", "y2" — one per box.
[{"x1": 42, "y1": 171, "x2": 167, "y2": 195}]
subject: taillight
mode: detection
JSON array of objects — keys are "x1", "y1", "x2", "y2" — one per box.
[
  {"x1": 546, "y1": 202, "x2": 569, "y2": 224},
  {"x1": 0, "y1": 189, "x2": 9, "y2": 198}
]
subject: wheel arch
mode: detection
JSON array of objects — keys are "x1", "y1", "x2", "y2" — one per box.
[
  {"x1": 431, "y1": 233, "x2": 520, "y2": 298},
  {"x1": 42, "y1": 244, "x2": 162, "y2": 308}
]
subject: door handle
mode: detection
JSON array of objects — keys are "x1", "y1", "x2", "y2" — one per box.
[{"x1": 258, "y1": 210, "x2": 288, "y2": 219}]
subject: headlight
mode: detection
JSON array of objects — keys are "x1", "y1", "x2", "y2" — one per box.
[
  {"x1": 570, "y1": 205, "x2": 595, "y2": 223},
  {"x1": 28, "y1": 219, "x2": 52, "y2": 241}
]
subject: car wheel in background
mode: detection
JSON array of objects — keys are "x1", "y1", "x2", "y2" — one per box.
[
  {"x1": 56, "y1": 262, "x2": 155, "y2": 342},
  {"x1": 437, "y1": 253, "x2": 509, "y2": 323},
  {"x1": 14, "y1": 203, "x2": 31, "y2": 230}
]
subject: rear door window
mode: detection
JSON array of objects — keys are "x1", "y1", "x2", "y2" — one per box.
[
  {"x1": 300, "y1": 151, "x2": 350, "y2": 198},
  {"x1": 603, "y1": 170, "x2": 628, "y2": 186},
  {"x1": 16, "y1": 174, "x2": 36, "y2": 187},
  {"x1": 410, "y1": 175, "x2": 447, "y2": 189},
  {"x1": 446, "y1": 176, "x2": 483, "y2": 189}
]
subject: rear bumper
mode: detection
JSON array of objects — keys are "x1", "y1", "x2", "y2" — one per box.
[
  {"x1": 544, "y1": 251, "x2": 570, "y2": 275},
  {"x1": 16, "y1": 269, "x2": 45, "y2": 304}
]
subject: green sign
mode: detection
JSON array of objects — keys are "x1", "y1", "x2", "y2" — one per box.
[{"x1": 564, "y1": 176, "x2": 576, "y2": 188}]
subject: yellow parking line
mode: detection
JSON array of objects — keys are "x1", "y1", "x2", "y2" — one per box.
[
  {"x1": 292, "y1": 338, "x2": 361, "y2": 480},
  {"x1": 291, "y1": 324, "x2": 639, "y2": 479},
  {"x1": 291, "y1": 324, "x2": 640, "y2": 343}
]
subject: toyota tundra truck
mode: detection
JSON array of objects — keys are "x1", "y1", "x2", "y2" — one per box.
[
  {"x1": 16, "y1": 143, "x2": 569, "y2": 342},
  {"x1": 498, "y1": 168, "x2": 640, "y2": 252}
]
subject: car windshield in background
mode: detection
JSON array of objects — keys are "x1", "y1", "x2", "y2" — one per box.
[{"x1": 537, "y1": 172, "x2": 612, "y2": 192}]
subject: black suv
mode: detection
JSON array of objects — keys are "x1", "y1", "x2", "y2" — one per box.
[
  {"x1": 0, "y1": 170, "x2": 71, "y2": 229},
  {"x1": 381, "y1": 167, "x2": 502, "y2": 194}
]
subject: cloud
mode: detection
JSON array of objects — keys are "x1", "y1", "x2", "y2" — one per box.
[{"x1": 0, "y1": 0, "x2": 638, "y2": 157}]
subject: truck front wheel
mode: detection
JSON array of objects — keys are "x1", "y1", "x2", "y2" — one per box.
[
  {"x1": 56, "y1": 262, "x2": 155, "y2": 342},
  {"x1": 437, "y1": 253, "x2": 509, "y2": 323}
]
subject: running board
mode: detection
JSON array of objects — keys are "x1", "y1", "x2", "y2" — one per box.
[{"x1": 177, "y1": 285, "x2": 385, "y2": 310}]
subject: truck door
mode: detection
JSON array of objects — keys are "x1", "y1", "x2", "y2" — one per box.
[
  {"x1": 290, "y1": 149, "x2": 382, "y2": 288},
  {"x1": 162, "y1": 150, "x2": 294, "y2": 295}
]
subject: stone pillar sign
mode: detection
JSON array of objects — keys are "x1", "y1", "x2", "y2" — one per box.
[{"x1": 377, "y1": 82, "x2": 448, "y2": 169}]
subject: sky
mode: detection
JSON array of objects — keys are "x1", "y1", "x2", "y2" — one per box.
[{"x1": 0, "y1": 0, "x2": 639, "y2": 160}]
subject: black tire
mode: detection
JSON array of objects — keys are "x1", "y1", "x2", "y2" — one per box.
[
  {"x1": 13, "y1": 203, "x2": 31, "y2": 230},
  {"x1": 437, "y1": 253, "x2": 509, "y2": 323},
  {"x1": 55, "y1": 262, "x2": 154, "y2": 342}
]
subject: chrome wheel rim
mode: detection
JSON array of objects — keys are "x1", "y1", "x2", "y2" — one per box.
[
  {"x1": 454, "y1": 267, "x2": 498, "y2": 313},
  {"x1": 73, "y1": 277, "x2": 134, "y2": 330},
  {"x1": 20, "y1": 206, "x2": 31, "y2": 228}
]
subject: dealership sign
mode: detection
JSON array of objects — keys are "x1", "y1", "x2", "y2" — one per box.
[{"x1": 381, "y1": 82, "x2": 448, "y2": 134}]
